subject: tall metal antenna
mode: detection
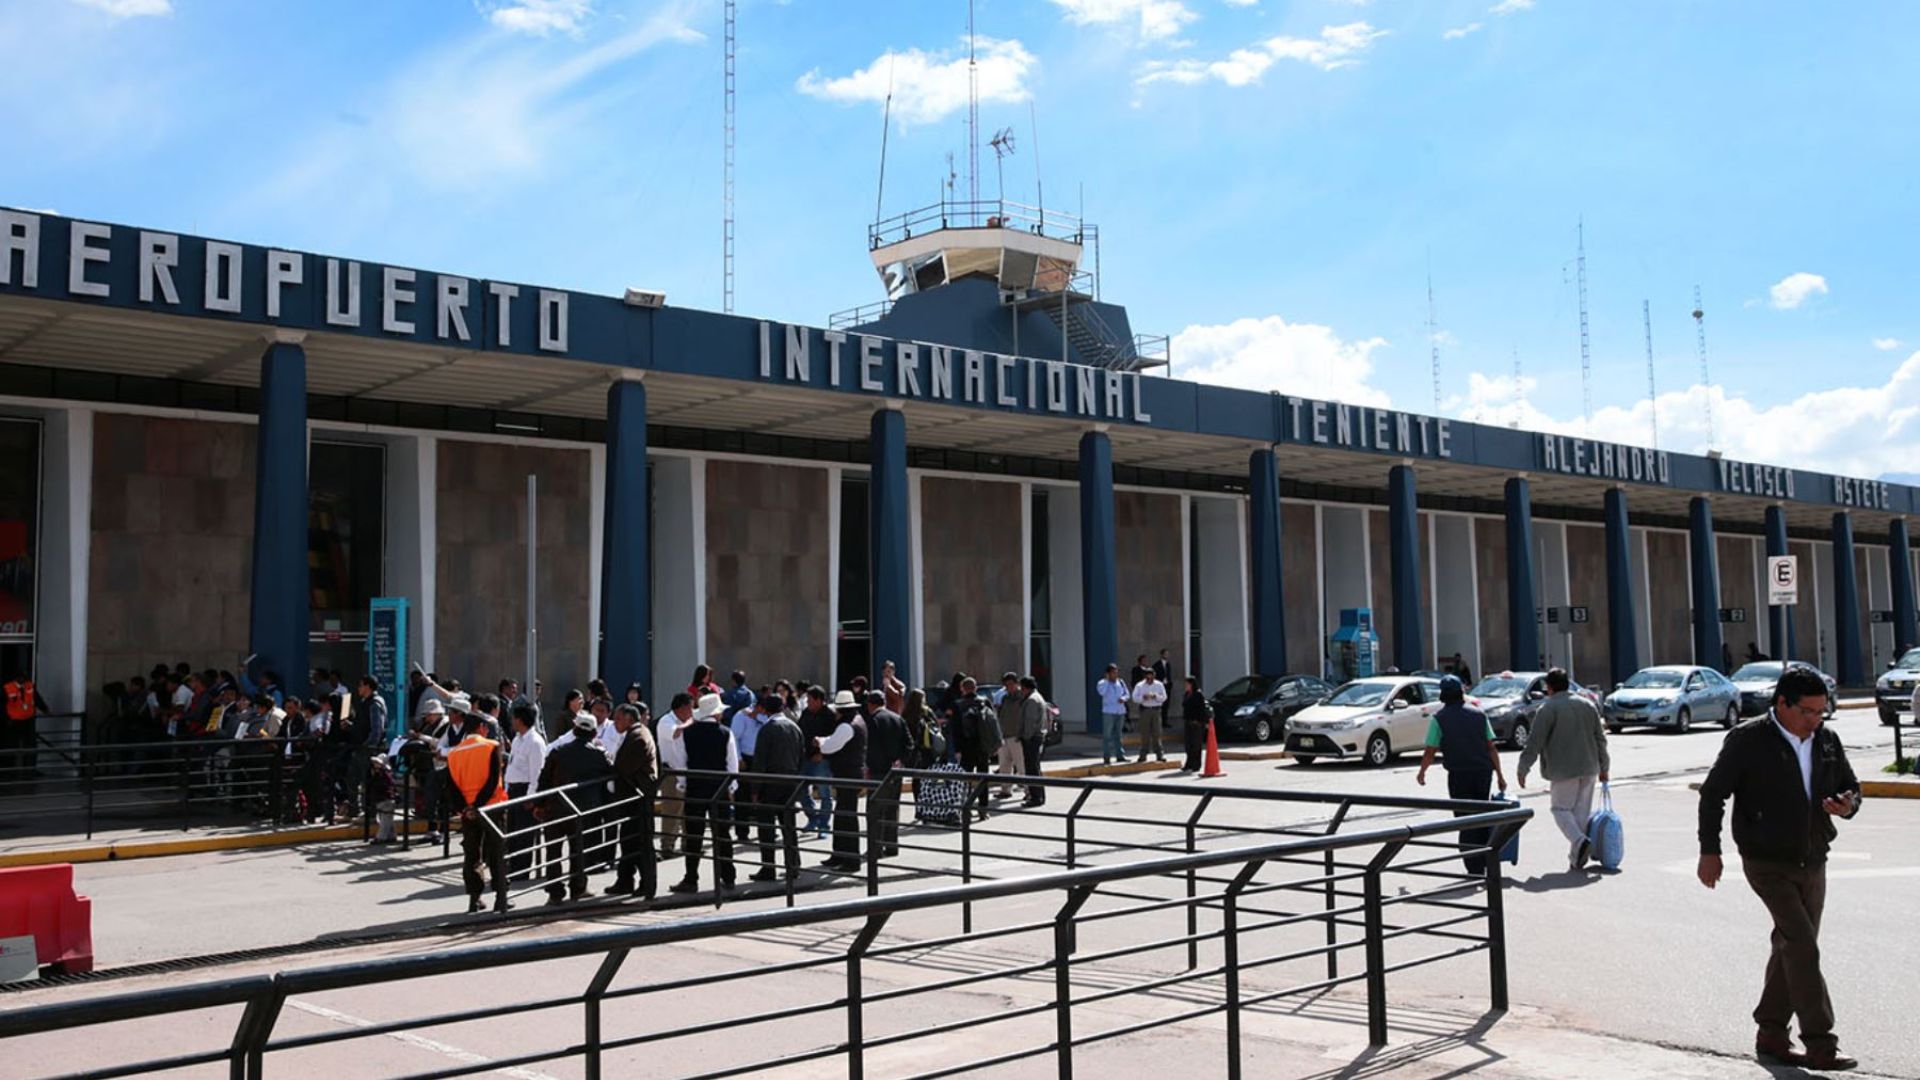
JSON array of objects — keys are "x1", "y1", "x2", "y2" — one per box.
[
  {"x1": 722, "y1": 0, "x2": 736, "y2": 313},
  {"x1": 874, "y1": 58, "x2": 894, "y2": 222},
  {"x1": 1426, "y1": 265, "x2": 1442, "y2": 411},
  {"x1": 1642, "y1": 299, "x2": 1659, "y2": 449},
  {"x1": 988, "y1": 127, "x2": 1015, "y2": 202},
  {"x1": 1692, "y1": 285, "x2": 1713, "y2": 448},
  {"x1": 1575, "y1": 218, "x2": 1593, "y2": 431},
  {"x1": 966, "y1": 0, "x2": 979, "y2": 207},
  {"x1": 1028, "y1": 101, "x2": 1044, "y2": 221}
]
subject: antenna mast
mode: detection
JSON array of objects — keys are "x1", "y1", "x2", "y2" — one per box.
[
  {"x1": 966, "y1": 0, "x2": 979, "y2": 208},
  {"x1": 988, "y1": 127, "x2": 1015, "y2": 203},
  {"x1": 722, "y1": 0, "x2": 736, "y2": 313},
  {"x1": 1576, "y1": 218, "x2": 1592, "y2": 431},
  {"x1": 874, "y1": 60, "x2": 894, "y2": 222},
  {"x1": 1426, "y1": 267, "x2": 1442, "y2": 411},
  {"x1": 1692, "y1": 285, "x2": 1713, "y2": 448},
  {"x1": 1642, "y1": 299, "x2": 1659, "y2": 450},
  {"x1": 1510, "y1": 346, "x2": 1521, "y2": 429}
]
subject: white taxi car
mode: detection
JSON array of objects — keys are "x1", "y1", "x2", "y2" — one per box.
[{"x1": 1284, "y1": 675, "x2": 1445, "y2": 767}]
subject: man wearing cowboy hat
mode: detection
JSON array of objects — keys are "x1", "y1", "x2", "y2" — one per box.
[
  {"x1": 537, "y1": 711, "x2": 614, "y2": 904},
  {"x1": 670, "y1": 693, "x2": 740, "y2": 894},
  {"x1": 814, "y1": 689, "x2": 869, "y2": 872}
]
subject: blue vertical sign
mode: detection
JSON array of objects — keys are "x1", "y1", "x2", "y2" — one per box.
[{"x1": 367, "y1": 598, "x2": 409, "y2": 742}]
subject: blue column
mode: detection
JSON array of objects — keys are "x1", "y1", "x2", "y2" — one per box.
[
  {"x1": 248, "y1": 340, "x2": 310, "y2": 698},
  {"x1": 1505, "y1": 478, "x2": 1539, "y2": 672},
  {"x1": 1688, "y1": 497, "x2": 1723, "y2": 670},
  {"x1": 1079, "y1": 430, "x2": 1118, "y2": 733},
  {"x1": 598, "y1": 376, "x2": 650, "y2": 696},
  {"x1": 1248, "y1": 448, "x2": 1287, "y2": 674},
  {"x1": 1832, "y1": 512, "x2": 1863, "y2": 686},
  {"x1": 1764, "y1": 505, "x2": 1794, "y2": 661},
  {"x1": 869, "y1": 407, "x2": 912, "y2": 688},
  {"x1": 1603, "y1": 488, "x2": 1639, "y2": 686},
  {"x1": 1387, "y1": 465, "x2": 1424, "y2": 673},
  {"x1": 1891, "y1": 518, "x2": 1917, "y2": 656}
]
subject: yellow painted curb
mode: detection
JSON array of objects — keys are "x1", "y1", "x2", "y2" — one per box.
[
  {"x1": 0, "y1": 821, "x2": 430, "y2": 869},
  {"x1": 1861, "y1": 779, "x2": 1920, "y2": 799}
]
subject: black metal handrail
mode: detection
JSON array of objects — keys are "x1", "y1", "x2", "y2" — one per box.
[{"x1": 0, "y1": 793, "x2": 1528, "y2": 1080}]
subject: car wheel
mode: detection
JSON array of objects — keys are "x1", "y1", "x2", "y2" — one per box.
[
  {"x1": 1293, "y1": 752, "x2": 1317, "y2": 766},
  {"x1": 1365, "y1": 732, "x2": 1391, "y2": 768},
  {"x1": 1252, "y1": 717, "x2": 1274, "y2": 744},
  {"x1": 1508, "y1": 719, "x2": 1531, "y2": 751},
  {"x1": 1880, "y1": 706, "x2": 1899, "y2": 726},
  {"x1": 1722, "y1": 704, "x2": 1737, "y2": 729},
  {"x1": 1675, "y1": 706, "x2": 1691, "y2": 734},
  {"x1": 1607, "y1": 724, "x2": 1623, "y2": 735}
]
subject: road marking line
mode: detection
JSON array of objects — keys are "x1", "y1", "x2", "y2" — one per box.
[{"x1": 284, "y1": 998, "x2": 560, "y2": 1080}]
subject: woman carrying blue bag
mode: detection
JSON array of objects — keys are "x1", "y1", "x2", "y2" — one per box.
[{"x1": 1515, "y1": 667, "x2": 1612, "y2": 872}]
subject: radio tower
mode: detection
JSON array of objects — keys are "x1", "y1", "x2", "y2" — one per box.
[
  {"x1": 1693, "y1": 285, "x2": 1714, "y2": 448},
  {"x1": 1642, "y1": 299, "x2": 1659, "y2": 449},
  {"x1": 722, "y1": 0, "x2": 736, "y2": 313},
  {"x1": 1575, "y1": 219, "x2": 1593, "y2": 431},
  {"x1": 1426, "y1": 269, "x2": 1442, "y2": 411},
  {"x1": 966, "y1": 0, "x2": 979, "y2": 207}
]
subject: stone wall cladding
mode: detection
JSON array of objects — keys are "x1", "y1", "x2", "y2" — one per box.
[
  {"x1": 706, "y1": 459, "x2": 830, "y2": 687},
  {"x1": 1647, "y1": 530, "x2": 1691, "y2": 665},
  {"x1": 918, "y1": 476, "x2": 1024, "y2": 688},
  {"x1": 1115, "y1": 490, "x2": 1185, "y2": 715},
  {"x1": 434, "y1": 440, "x2": 591, "y2": 698},
  {"x1": 1475, "y1": 516, "x2": 1511, "y2": 671},
  {"x1": 1717, "y1": 535, "x2": 1759, "y2": 666},
  {"x1": 87, "y1": 413, "x2": 255, "y2": 714},
  {"x1": 1565, "y1": 524, "x2": 1609, "y2": 682}
]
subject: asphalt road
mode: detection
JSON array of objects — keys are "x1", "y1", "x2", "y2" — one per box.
[{"x1": 9, "y1": 706, "x2": 1915, "y2": 1078}]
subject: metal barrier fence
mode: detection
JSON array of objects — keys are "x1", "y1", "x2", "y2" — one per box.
[{"x1": 0, "y1": 781, "x2": 1528, "y2": 1079}]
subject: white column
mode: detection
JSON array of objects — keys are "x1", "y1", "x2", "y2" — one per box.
[
  {"x1": 650, "y1": 455, "x2": 703, "y2": 699},
  {"x1": 38, "y1": 408, "x2": 92, "y2": 724},
  {"x1": 384, "y1": 434, "x2": 437, "y2": 672}
]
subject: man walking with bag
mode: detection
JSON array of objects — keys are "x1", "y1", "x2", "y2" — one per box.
[
  {"x1": 1697, "y1": 666, "x2": 1862, "y2": 1071},
  {"x1": 1515, "y1": 667, "x2": 1610, "y2": 871}
]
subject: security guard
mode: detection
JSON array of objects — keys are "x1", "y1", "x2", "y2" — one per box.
[
  {"x1": 446, "y1": 725, "x2": 508, "y2": 914},
  {"x1": 2, "y1": 670, "x2": 48, "y2": 779}
]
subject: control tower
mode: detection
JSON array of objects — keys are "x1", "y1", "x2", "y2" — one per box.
[{"x1": 830, "y1": 199, "x2": 1168, "y2": 372}]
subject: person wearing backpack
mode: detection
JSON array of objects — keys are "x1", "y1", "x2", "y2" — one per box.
[{"x1": 1515, "y1": 667, "x2": 1610, "y2": 871}]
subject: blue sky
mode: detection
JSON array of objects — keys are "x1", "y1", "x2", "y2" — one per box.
[{"x1": 5, "y1": 0, "x2": 1918, "y2": 476}]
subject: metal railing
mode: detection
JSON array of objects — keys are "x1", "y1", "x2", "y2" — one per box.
[
  {"x1": 0, "y1": 764, "x2": 1528, "y2": 1077},
  {"x1": 827, "y1": 299, "x2": 895, "y2": 330},
  {"x1": 870, "y1": 199, "x2": 1086, "y2": 250}
]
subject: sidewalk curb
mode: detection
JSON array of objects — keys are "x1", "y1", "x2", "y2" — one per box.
[
  {"x1": 1685, "y1": 778, "x2": 1919, "y2": 799},
  {"x1": 0, "y1": 821, "x2": 426, "y2": 869}
]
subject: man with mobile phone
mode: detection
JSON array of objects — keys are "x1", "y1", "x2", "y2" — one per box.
[{"x1": 1697, "y1": 665, "x2": 1862, "y2": 1071}]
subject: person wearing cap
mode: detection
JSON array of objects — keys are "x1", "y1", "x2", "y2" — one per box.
[
  {"x1": 670, "y1": 692, "x2": 740, "y2": 894},
  {"x1": 537, "y1": 712, "x2": 614, "y2": 904},
  {"x1": 446, "y1": 723, "x2": 508, "y2": 914},
  {"x1": 609, "y1": 702, "x2": 660, "y2": 899},
  {"x1": 656, "y1": 694, "x2": 694, "y2": 859},
  {"x1": 1416, "y1": 674, "x2": 1509, "y2": 875},
  {"x1": 815, "y1": 690, "x2": 869, "y2": 871}
]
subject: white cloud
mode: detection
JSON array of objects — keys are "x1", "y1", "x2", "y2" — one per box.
[
  {"x1": 1137, "y1": 21, "x2": 1385, "y2": 86},
  {"x1": 1489, "y1": 0, "x2": 1534, "y2": 14},
  {"x1": 482, "y1": 0, "x2": 592, "y2": 36},
  {"x1": 1768, "y1": 272, "x2": 1828, "y2": 310},
  {"x1": 1050, "y1": 0, "x2": 1197, "y2": 41},
  {"x1": 1172, "y1": 315, "x2": 1391, "y2": 407},
  {"x1": 796, "y1": 37, "x2": 1035, "y2": 126},
  {"x1": 71, "y1": 0, "x2": 170, "y2": 17},
  {"x1": 1223, "y1": 0, "x2": 1259, "y2": 6},
  {"x1": 1443, "y1": 22, "x2": 1483, "y2": 40},
  {"x1": 1875, "y1": 338, "x2": 1903, "y2": 351}
]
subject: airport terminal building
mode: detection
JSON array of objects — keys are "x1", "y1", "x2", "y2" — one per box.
[{"x1": 1, "y1": 203, "x2": 1916, "y2": 731}]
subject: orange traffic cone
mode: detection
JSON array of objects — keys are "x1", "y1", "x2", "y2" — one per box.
[{"x1": 1201, "y1": 719, "x2": 1225, "y2": 778}]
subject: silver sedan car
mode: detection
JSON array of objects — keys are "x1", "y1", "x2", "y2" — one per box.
[{"x1": 1602, "y1": 664, "x2": 1741, "y2": 733}]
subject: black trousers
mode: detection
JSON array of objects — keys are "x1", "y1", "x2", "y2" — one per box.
[
  {"x1": 682, "y1": 787, "x2": 735, "y2": 886},
  {"x1": 460, "y1": 812, "x2": 505, "y2": 903},
  {"x1": 961, "y1": 752, "x2": 993, "y2": 817},
  {"x1": 1183, "y1": 721, "x2": 1208, "y2": 771},
  {"x1": 1020, "y1": 738, "x2": 1046, "y2": 805},
  {"x1": 615, "y1": 792, "x2": 657, "y2": 896},
  {"x1": 1446, "y1": 769, "x2": 1493, "y2": 876},
  {"x1": 543, "y1": 818, "x2": 590, "y2": 899},
  {"x1": 505, "y1": 782, "x2": 534, "y2": 877},
  {"x1": 756, "y1": 781, "x2": 801, "y2": 877},
  {"x1": 830, "y1": 782, "x2": 863, "y2": 861}
]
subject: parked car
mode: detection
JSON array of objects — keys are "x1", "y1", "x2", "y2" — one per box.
[
  {"x1": 1465, "y1": 671, "x2": 1601, "y2": 750},
  {"x1": 1208, "y1": 673, "x2": 1333, "y2": 743},
  {"x1": 1602, "y1": 665, "x2": 1740, "y2": 733},
  {"x1": 1874, "y1": 648, "x2": 1920, "y2": 725},
  {"x1": 1284, "y1": 675, "x2": 1445, "y2": 767},
  {"x1": 1730, "y1": 661, "x2": 1837, "y2": 720}
]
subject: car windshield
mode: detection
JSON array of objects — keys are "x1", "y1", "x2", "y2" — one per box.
[
  {"x1": 1325, "y1": 682, "x2": 1394, "y2": 707},
  {"x1": 1896, "y1": 649, "x2": 1920, "y2": 672},
  {"x1": 1622, "y1": 670, "x2": 1684, "y2": 689},
  {"x1": 1731, "y1": 663, "x2": 1782, "y2": 682},
  {"x1": 1214, "y1": 676, "x2": 1273, "y2": 699},
  {"x1": 1470, "y1": 676, "x2": 1530, "y2": 699}
]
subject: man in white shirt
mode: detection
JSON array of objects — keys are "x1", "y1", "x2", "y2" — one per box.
[
  {"x1": 504, "y1": 703, "x2": 547, "y2": 878},
  {"x1": 1130, "y1": 671, "x2": 1170, "y2": 763},
  {"x1": 656, "y1": 693, "x2": 694, "y2": 859},
  {"x1": 1095, "y1": 664, "x2": 1130, "y2": 765}
]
